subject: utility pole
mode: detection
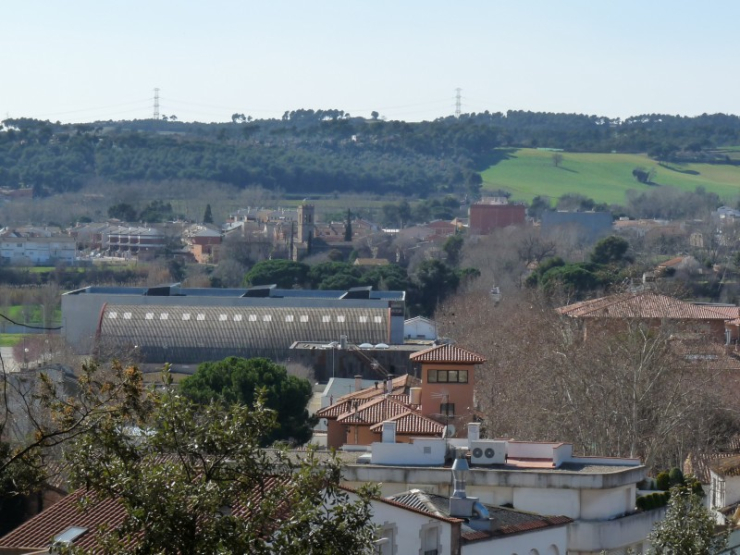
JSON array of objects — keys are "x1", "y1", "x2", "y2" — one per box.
[
  {"x1": 455, "y1": 88, "x2": 462, "y2": 118},
  {"x1": 153, "y1": 88, "x2": 160, "y2": 120}
]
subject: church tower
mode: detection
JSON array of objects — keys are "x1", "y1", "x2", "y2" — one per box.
[{"x1": 297, "y1": 203, "x2": 314, "y2": 244}]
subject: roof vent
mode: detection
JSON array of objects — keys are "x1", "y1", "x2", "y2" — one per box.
[
  {"x1": 241, "y1": 284, "x2": 276, "y2": 298},
  {"x1": 53, "y1": 526, "x2": 88, "y2": 544},
  {"x1": 341, "y1": 286, "x2": 372, "y2": 299}
]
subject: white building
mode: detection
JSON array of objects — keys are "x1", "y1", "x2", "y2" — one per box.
[
  {"x1": 404, "y1": 316, "x2": 438, "y2": 340},
  {"x1": 0, "y1": 236, "x2": 76, "y2": 265},
  {"x1": 341, "y1": 423, "x2": 666, "y2": 555}
]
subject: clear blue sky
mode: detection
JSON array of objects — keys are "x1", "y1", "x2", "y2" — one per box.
[{"x1": 3, "y1": 0, "x2": 739, "y2": 123}]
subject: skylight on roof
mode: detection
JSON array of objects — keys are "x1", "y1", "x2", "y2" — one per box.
[
  {"x1": 145, "y1": 312, "x2": 154, "y2": 320},
  {"x1": 197, "y1": 313, "x2": 205, "y2": 321},
  {"x1": 53, "y1": 526, "x2": 88, "y2": 544}
]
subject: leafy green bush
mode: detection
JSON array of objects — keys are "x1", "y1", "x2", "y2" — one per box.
[
  {"x1": 656, "y1": 471, "x2": 670, "y2": 491},
  {"x1": 669, "y1": 467, "x2": 685, "y2": 487}
]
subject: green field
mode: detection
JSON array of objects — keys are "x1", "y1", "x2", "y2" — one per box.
[
  {"x1": 4, "y1": 305, "x2": 61, "y2": 325},
  {"x1": 0, "y1": 334, "x2": 26, "y2": 347},
  {"x1": 481, "y1": 149, "x2": 740, "y2": 205}
]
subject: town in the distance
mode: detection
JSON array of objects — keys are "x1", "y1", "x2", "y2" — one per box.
[{"x1": 3, "y1": 112, "x2": 740, "y2": 554}]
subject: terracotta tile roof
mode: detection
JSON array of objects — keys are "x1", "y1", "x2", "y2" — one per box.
[
  {"x1": 316, "y1": 374, "x2": 420, "y2": 419},
  {"x1": 0, "y1": 488, "x2": 127, "y2": 551},
  {"x1": 369, "y1": 410, "x2": 444, "y2": 435},
  {"x1": 336, "y1": 396, "x2": 411, "y2": 425},
  {"x1": 409, "y1": 344, "x2": 486, "y2": 364},
  {"x1": 709, "y1": 455, "x2": 740, "y2": 478},
  {"x1": 0, "y1": 476, "x2": 293, "y2": 552},
  {"x1": 685, "y1": 452, "x2": 740, "y2": 484},
  {"x1": 557, "y1": 292, "x2": 733, "y2": 320}
]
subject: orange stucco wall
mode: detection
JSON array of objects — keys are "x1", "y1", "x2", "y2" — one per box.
[{"x1": 418, "y1": 362, "x2": 476, "y2": 425}]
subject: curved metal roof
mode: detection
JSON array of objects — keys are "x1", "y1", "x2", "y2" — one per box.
[{"x1": 99, "y1": 304, "x2": 390, "y2": 364}]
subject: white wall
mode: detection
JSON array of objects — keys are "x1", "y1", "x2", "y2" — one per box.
[
  {"x1": 371, "y1": 439, "x2": 446, "y2": 466},
  {"x1": 580, "y1": 485, "x2": 634, "y2": 520},
  {"x1": 404, "y1": 318, "x2": 437, "y2": 340},
  {"x1": 514, "y1": 488, "x2": 580, "y2": 519},
  {"x1": 464, "y1": 525, "x2": 567, "y2": 555},
  {"x1": 723, "y1": 475, "x2": 740, "y2": 508},
  {"x1": 363, "y1": 496, "x2": 454, "y2": 555}
]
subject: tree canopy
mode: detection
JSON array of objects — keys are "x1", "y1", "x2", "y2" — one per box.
[
  {"x1": 180, "y1": 357, "x2": 314, "y2": 445},
  {"x1": 61, "y1": 367, "x2": 376, "y2": 554}
]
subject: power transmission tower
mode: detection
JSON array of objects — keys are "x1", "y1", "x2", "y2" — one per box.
[
  {"x1": 153, "y1": 88, "x2": 160, "y2": 120},
  {"x1": 455, "y1": 88, "x2": 462, "y2": 118}
]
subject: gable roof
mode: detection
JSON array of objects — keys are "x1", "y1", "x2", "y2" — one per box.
[
  {"x1": 709, "y1": 455, "x2": 740, "y2": 478},
  {"x1": 409, "y1": 343, "x2": 486, "y2": 364},
  {"x1": 315, "y1": 374, "x2": 420, "y2": 420},
  {"x1": 336, "y1": 396, "x2": 411, "y2": 425},
  {"x1": 368, "y1": 411, "x2": 444, "y2": 435},
  {"x1": 556, "y1": 292, "x2": 732, "y2": 320}
]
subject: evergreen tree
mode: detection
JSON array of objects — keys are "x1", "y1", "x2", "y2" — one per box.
[
  {"x1": 344, "y1": 209, "x2": 352, "y2": 241},
  {"x1": 203, "y1": 203, "x2": 214, "y2": 224}
]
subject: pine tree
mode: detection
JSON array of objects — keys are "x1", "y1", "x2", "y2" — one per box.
[{"x1": 203, "y1": 203, "x2": 213, "y2": 224}]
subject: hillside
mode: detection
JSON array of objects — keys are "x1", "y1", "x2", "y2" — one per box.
[{"x1": 481, "y1": 148, "x2": 740, "y2": 205}]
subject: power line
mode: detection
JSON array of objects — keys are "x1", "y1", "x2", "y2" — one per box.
[
  {"x1": 455, "y1": 88, "x2": 462, "y2": 118},
  {"x1": 0, "y1": 313, "x2": 61, "y2": 331},
  {"x1": 153, "y1": 88, "x2": 160, "y2": 120}
]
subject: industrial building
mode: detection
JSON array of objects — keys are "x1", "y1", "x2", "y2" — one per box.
[{"x1": 61, "y1": 284, "x2": 406, "y2": 368}]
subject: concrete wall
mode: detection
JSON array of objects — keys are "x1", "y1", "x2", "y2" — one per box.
[
  {"x1": 580, "y1": 485, "x2": 634, "y2": 520},
  {"x1": 514, "y1": 487, "x2": 580, "y2": 519},
  {"x1": 464, "y1": 525, "x2": 567, "y2": 555},
  {"x1": 568, "y1": 507, "x2": 665, "y2": 553},
  {"x1": 371, "y1": 439, "x2": 447, "y2": 466}
]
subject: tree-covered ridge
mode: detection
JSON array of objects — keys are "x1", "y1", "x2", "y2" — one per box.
[{"x1": 4, "y1": 110, "x2": 740, "y2": 197}]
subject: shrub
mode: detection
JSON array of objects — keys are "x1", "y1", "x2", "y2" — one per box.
[
  {"x1": 656, "y1": 471, "x2": 670, "y2": 491},
  {"x1": 669, "y1": 467, "x2": 684, "y2": 487}
]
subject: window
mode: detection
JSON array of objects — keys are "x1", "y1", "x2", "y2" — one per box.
[
  {"x1": 337, "y1": 315, "x2": 345, "y2": 323},
  {"x1": 145, "y1": 312, "x2": 154, "y2": 320},
  {"x1": 197, "y1": 313, "x2": 206, "y2": 321},
  {"x1": 359, "y1": 315, "x2": 368, "y2": 323},
  {"x1": 374, "y1": 316, "x2": 383, "y2": 323},
  {"x1": 234, "y1": 314, "x2": 243, "y2": 322},
  {"x1": 123, "y1": 312, "x2": 132, "y2": 319},
  {"x1": 182, "y1": 313, "x2": 191, "y2": 321},
  {"x1": 263, "y1": 314, "x2": 272, "y2": 322},
  {"x1": 108, "y1": 312, "x2": 117, "y2": 319},
  {"x1": 249, "y1": 314, "x2": 257, "y2": 322},
  {"x1": 322, "y1": 315, "x2": 331, "y2": 323},
  {"x1": 300, "y1": 315, "x2": 309, "y2": 322},
  {"x1": 427, "y1": 369, "x2": 468, "y2": 383},
  {"x1": 440, "y1": 403, "x2": 455, "y2": 417},
  {"x1": 285, "y1": 315, "x2": 294, "y2": 322},
  {"x1": 219, "y1": 314, "x2": 228, "y2": 321},
  {"x1": 160, "y1": 313, "x2": 168, "y2": 320}
]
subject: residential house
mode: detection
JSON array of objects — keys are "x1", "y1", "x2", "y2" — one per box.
[
  {"x1": 469, "y1": 198, "x2": 526, "y2": 234},
  {"x1": 183, "y1": 225, "x2": 221, "y2": 263},
  {"x1": 341, "y1": 422, "x2": 666, "y2": 554},
  {"x1": 0, "y1": 232, "x2": 76, "y2": 265}
]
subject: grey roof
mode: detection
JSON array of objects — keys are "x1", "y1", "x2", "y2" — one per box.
[{"x1": 99, "y1": 304, "x2": 391, "y2": 364}]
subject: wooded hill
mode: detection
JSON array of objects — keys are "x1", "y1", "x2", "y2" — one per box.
[{"x1": 3, "y1": 110, "x2": 740, "y2": 199}]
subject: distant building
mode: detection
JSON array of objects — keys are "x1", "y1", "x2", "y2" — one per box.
[
  {"x1": 469, "y1": 198, "x2": 526, "y2": 234},
  {"x1": 541, "y1": 211, "x2": 612, "y2": 243},
  {"x1": 404, "y1": 316, "x2": 437, "y2": 340},
  {"x1": 0, "y1": 235, "x2": 76, "y2": 265},
  {"x1": 62, "y1": 284, "x2": 406, "y2": 368}
]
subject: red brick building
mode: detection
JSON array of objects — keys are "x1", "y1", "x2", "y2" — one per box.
[{"x1": 469, "y1": 200, "x2": 525, "y2": 234}]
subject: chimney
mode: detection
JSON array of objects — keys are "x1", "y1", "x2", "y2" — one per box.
[
  {"x1": 354, "y1": 375, "x2": 363, "y2": 392},
  {"x1": 385, "y1": 374, "x2": 394, "y2": 395},
  {"x1": 409, "y1": 387, "x2": 422, "y2": 406},
  {"x1": 381, "y1": 420, "x2": 396, "y2": 443},
  {"x1": 468, "y1": 422, "x2": 481, "y2": 441}
]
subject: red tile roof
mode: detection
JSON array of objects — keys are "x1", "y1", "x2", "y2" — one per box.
[
  {"x1": 336, "y1": 396, "x2": 411, "y2": 425},
  {"x1": 369, "y1": 410, "x2": 444, "y2": 435},
  {"x1": 409, "y1": 344, "x2": 486, "y2": 364},
  {"x1": 315, "y1": 374, "x2": 419, "y2": 419},
  {"x1": 0, "y1": 476, "x2": 293, "y2": 552},
  {"x1": 557, "y1": 292, "x2": 733, "y2": 320}
]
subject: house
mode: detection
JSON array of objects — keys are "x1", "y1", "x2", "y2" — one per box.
[
  {"x1": 316, "y1": 344, "x2": 486, "y2": 449},
  {"x1": 341, "y1": 422, "x2": 666, "y2": 554},
  {"x1": 183, "y1": 225, "x2": 221, "y2": 263},
  {"x1": 556, "y1": 291, "x2": 733, "y2": 342},
  {"x1": 469, "y1": 198, "x2": 526, "y2": 234},
  {"x1": 0, "y1": 235, "x2": 76, "y2": 265},
  {"x1": 404, "y1": 316, "x2": 438, "y2": 340}
]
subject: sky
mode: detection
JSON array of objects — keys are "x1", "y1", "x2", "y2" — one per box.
[{"x1": 3, "y1": 1, "x2": 740, "y2": 124}]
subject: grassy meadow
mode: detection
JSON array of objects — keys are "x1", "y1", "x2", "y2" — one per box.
[{"x1": 481, "y1": 148, "x2": 740, "y2": 205}]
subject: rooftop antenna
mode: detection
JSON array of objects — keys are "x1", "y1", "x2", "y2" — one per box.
[{"x1": 455, "y1": 88, "x2": 462, "y2": 118}]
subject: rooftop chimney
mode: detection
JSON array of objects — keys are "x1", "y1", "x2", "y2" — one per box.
[
  {"x1": 381, "y1": 421, "x2": 397, "y2": 443},
  {"x1": 354, "y1": 375, "x2": 363, "y2": 392},
  {"x1": 385, "y1": 374, "x2": 394, "y2": 395}
]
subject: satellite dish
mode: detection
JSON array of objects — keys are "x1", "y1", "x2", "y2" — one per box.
[{"x1": 442, "y1": 424, "x2": 457, "y2": 438}]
